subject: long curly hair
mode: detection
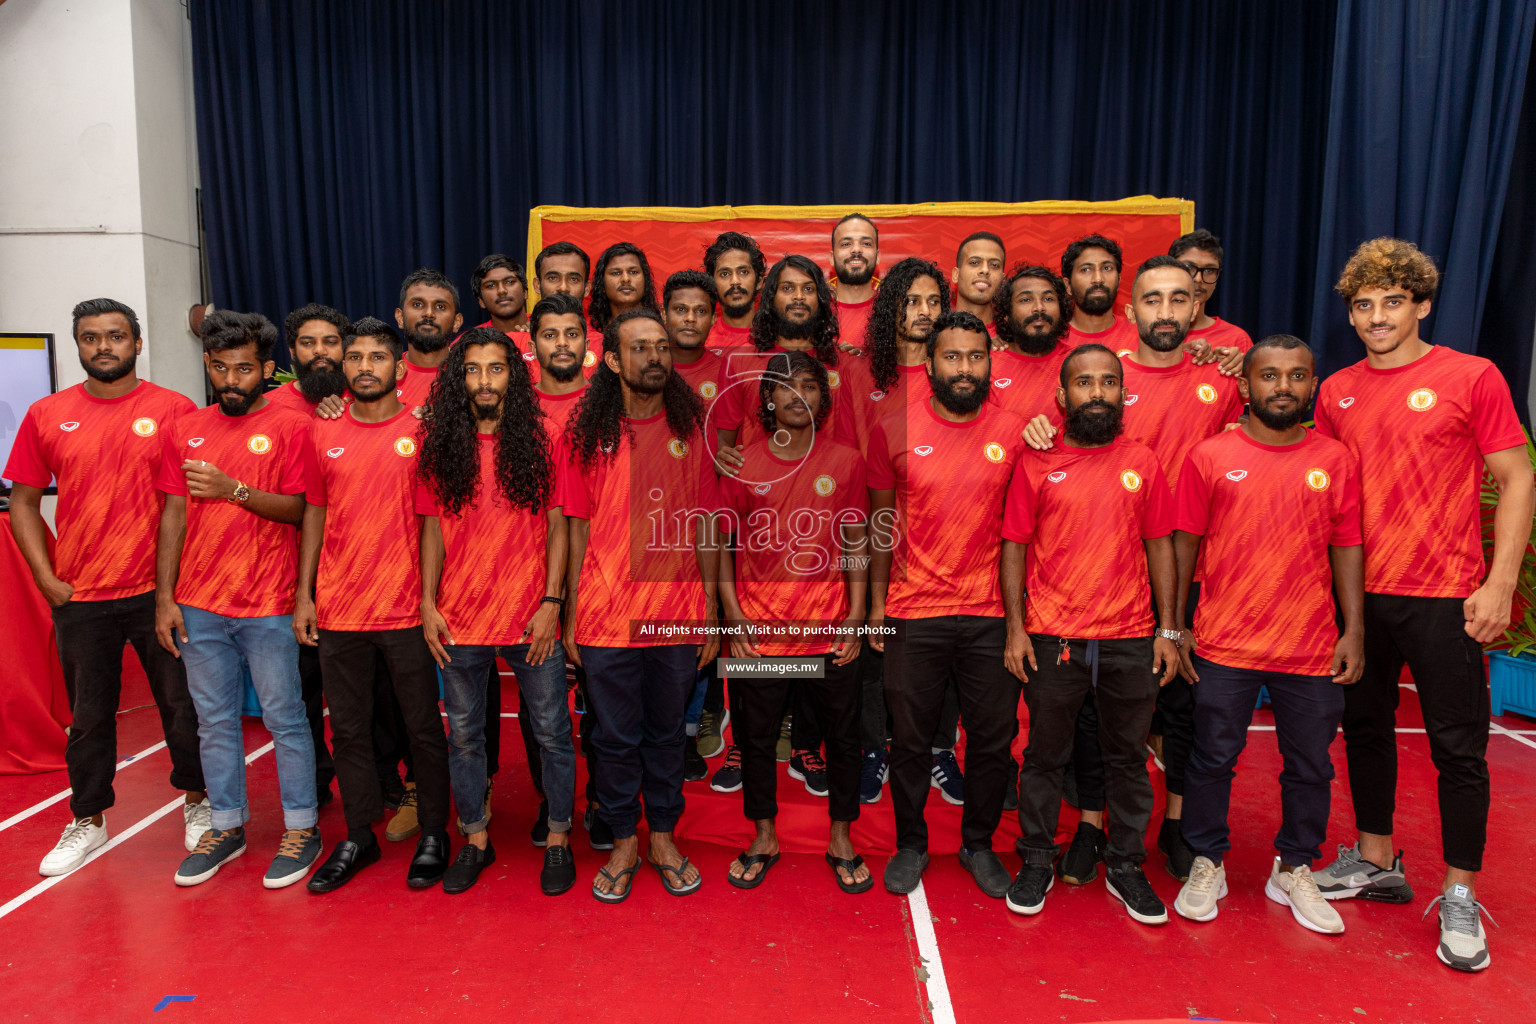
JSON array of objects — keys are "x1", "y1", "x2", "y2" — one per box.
[
  {"x1": 756, "y1": 350, "x2": 832, "y2": 435},
  {"x1": 566, "y1": 309, "x2": 706, "y2": 468},
  {"x1": 749, "y1": 255, "x2": 840, "y2": 367},
  {"x1": 416, "y1": 328, "x2": 553, "y2": 515},
  {"x1": 588, "y1": 242, "x2": 659, "y2": 332},
  {"x1": 865, "y1": 256, "x2": 950, "y2": 392}
]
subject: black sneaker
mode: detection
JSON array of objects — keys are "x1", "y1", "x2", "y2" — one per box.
[
  {"x1": 1005, "y1": 863, "x2": 1054, "y2": 916},
  {"x1": 530, "y1": 800, "x2": 550, "y2": 847},
  {"x1": 684, "y1": 735, "x2": 707, "y2": 783},
  {"x1": 1158, "y1": 817, "x2": 1195, "y2": 882},
  {"x1": 1106, "y1": 864, "x2": 1168, "y2": 924},
  {"x1": 710, "y1": 745, "x2": 743, "y2": 793},
  {"x1": 788, "y1": 750, "x2": 829, "y2": 797},
  {"x1": 540, "y1": 843, "x2": 577, "y2": 896},
  {"x1": 1058, "y1": 822, "x2": 1105, "y2": 885},
  {"x1": 442, "y1": 841, "x2": 496, "y2": 895},
  {"x1": 583, "y1": 806, "x2": 614, "y2": 851}
]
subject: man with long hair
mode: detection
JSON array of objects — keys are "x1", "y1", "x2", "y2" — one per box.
[
  {"x1": 587, "y1": 242, "x2": 658, "y2": 334},
  {"x1": 562, "y1": 309, "x2": 722, "y2": 902},
  {"x1": 393, "y1": 268, "x2": 465, "y2": 407},
  {"x1": 416, "y1": 328, "x2": 575, "y2": 896},
  {"x1": 718, "y1": 351, "x2": 873, "y2": 893},
  {"x1": 704, "y1": 231, "x2": 765, "y2": 349}
]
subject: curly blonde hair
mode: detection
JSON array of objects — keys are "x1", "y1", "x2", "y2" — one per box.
[{"x1": 1335, "y1": 237, "x2": 1439, "y2": 303}]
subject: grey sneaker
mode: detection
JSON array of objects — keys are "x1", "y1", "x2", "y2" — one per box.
[
  {"x1": 1314, "y1": 843, "x2": 1413, "y2": 903},
  {"x1": 174, "y1": 828, "x2": 246, "y2": 886},
  {"x1": 1424, "y1": 884, "x2": 1497, "y2": 972},
  {"x1": 264, "y1": 828, "x2": 322, "y2": 889}
]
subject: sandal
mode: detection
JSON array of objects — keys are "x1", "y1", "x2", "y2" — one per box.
[
  {"x1": 591, "y1": 862, "x2": 638, "y2": 904},
  {"x1": 649, "y1": 856, "x2": 702, "y2": 896},
  {"x1": 826, "y1": 852, "x2": 873, "y2": 894},
  {"x1": 727, "y1": 851, "x2": 781, "y2": 890}
]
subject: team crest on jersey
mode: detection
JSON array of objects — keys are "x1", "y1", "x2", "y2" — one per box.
[
  {"x1": 1196, "y1": 383, "x2": 1218, "y2": 404},
  {"x1": 394, "y1": 437, "x2": 416, "y2": 457},
  {"x1": 583, "y1": 351, "x2": 598, "y2": 368},
  {"x1": 984, "y1": 442, "x2": 1006, "y2": 463},
  {"x1": 699, "y1": 381, "x2": 718, "y2": 400},
  {"x1": 913, "y1": 445, "x2": 934, "y2": 456},
  {"x1": 1407, "y1": 388, "x2": 1437, "y2": 412},
  {"x1": 1305, "y1": 468, "x2": 1330, "y2": 491},
  {"x1": 1226, "y1": 469, "x2": 1248, "y2": 482},
  {"x1": 994, "y1": 378, "x2": 1013, "y2": 388},
  {"x1": 826, "y1": 370, "x2": 841, "y2": 389},
  {"x1": 1125, "y1": 394, "x2": 1139, "y2": 405},
  {"x1": 1047, "y1": 471, "x2": 1067, "y2": 484},
  {"x1": 814, "y1": 475, "x2": 836, "y2": 496},
  {"x1": 247, "y1": 434, "x2": 272, "y2": 455},
  {"x1": 131, "y1": 417, "x2": 157, "y2": 437},
  {"x1": 59, "y1": 421, "x2": 80, "y2": 432},
  {"x1": 667, "y1": 438, "x2": 689, "y2": 459},
  {"x1": 1338, "y1": 396, "x2": 1356, "y2": 409},
  {"x1": 325, "y1": 447, "x2": 345, "y2": 459},
  {"x1": 188, "y1": 437, "x2": 205, "y2": 448},
  {"x1": 1120, "y1": 469, "x2": 1143, "y2": 492}
]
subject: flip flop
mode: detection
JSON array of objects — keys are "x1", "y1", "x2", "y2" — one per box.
[
  {"x1": 650, "y1": 856, "x2": 703, "y2": 896},
  {"x1": 727, "y1": 851, "x2": 781, "y2": 890},
  {"x1": 826, "y1": 852, "x2": 874, "y2": 894},
  {"x1": 591, "y1": 863, "x2": 638, "y2": 904}
]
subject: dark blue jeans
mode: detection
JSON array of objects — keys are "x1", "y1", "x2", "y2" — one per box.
[
  {"x1": 1181, "y1": 655, "x2": 1344, "y2": 867},
  {"x1": 579, "y1": 644, "x2": 696, "y2": 839}
]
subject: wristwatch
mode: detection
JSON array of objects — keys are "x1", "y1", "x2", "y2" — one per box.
[
  {"x1": 230, "y1": 481, "x2": 250, "y2": 504},
  {"x1": 1156, "y1": 628, "x2": 1185, "y2": 646}
]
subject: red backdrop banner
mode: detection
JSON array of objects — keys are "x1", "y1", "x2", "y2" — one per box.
[
  {"x1": 0, "y1": 512, "x2": 69, "y2": 774},
  {"x1": 526, "y1": 197, "x2": 1194, "y2": 312}
]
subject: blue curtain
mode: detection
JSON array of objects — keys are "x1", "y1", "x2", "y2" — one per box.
[{"x1": 191, "y1": 0, "x2": 1533, "y2": 398}]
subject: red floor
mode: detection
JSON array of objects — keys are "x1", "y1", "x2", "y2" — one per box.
[{"x1": 0, "y1": 657, "x2": 1532, "y2": 1023}]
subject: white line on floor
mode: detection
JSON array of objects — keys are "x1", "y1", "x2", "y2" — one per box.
[
  {"x1": 0, "y1": 739, "x2": 169, "y2": 835},
  {"x1": 1489, "y1": 721, "x2": 1536, "y2": 751},
  {"x1": 906, "y1": 879, "x2": 956, "y2": 1024},
  {"x1": 0, "y1": 741, "x2": 276, "y2": 922}
]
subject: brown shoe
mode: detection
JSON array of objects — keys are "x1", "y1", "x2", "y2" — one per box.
[{"x1": 385, "y1": 782, "x2": 420, "y2": 841}]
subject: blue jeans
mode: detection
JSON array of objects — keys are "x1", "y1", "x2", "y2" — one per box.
[
  {"x1": 179, "y1": 606, "x2": 317, "y2": 830},
  {"x1": 441, "y1": 644, "x2": 572, "y2": 833},
  {"x1": 685, "y1": 670, "x2": 709, "y2": 727}
]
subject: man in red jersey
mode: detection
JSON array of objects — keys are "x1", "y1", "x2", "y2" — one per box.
[
  {"x1": 841, "y1": 257, "x2": 948, "y2": 455},
  {"x1": 471, "y1": 253, "x2": 529, "y2": 334},
  {"x1": 868, "y1": 311, "x2": 1029, "y2": 898},
  {"x1": 297, "y1": 318, "x2": 452, "y2": 893},
  {"x1": 393, "y1": 268, "x2": 464, "y2": 407},
  {"x1": 1312, "y1": 238, "x2": 1532, "y2": 973},
  {"x1": 154, "y1": 311, "x2": 320, "y2": 889},
  {"x1": 988, "y1": 265, "x2": 1074, "y2": 425},
  {"x1": 1172, "y1": 335, "x2": 1363, "y2": 936},
  {"x1": 561, "y1": 309, "x2": 722, "y2": 902},
  {"x1": 1171, "y1": 229, "x2": 1250, "y2": 376},
  {"x1": 417, "y1": 328, "x2": 573, "y2": 896},
  {"x1": 6, "y1": 298, "x2": 207, "y2": 877},
  {"x1": 535, "y1": 241, "x2": 591, "y2": 300},
  {"x1": 951, "y1": 232, "x2": 1006, "y2": 336},
  {"x1": 587, "y1": 242, "x2": 659, "y2": 334},
  {"x1": 1000, "y1": 343, "x2": 1179, "y2": 925},
  {"x1": 718, "y1": 351, "x2": 873, "y2": 892},
  {"x1": 1062, "y1": 234, "x2": 1139, "y2": 352},
  {"x1": 704, "y1": 231, "x2": 764, "y2": 350},
  {"x1": 830, "y1": 214, "x2": 880, "y2": 352},
  {"x1": 266, "y1": 303, "x2": 350, "y2": 414}
]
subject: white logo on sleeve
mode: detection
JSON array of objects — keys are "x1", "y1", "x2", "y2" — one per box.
[
  {"x1": 188, "y1": 438, "x2": 206, "y2": 448},
  {"x1": 994, "y1": 378, "x2": 1013, "y2": 388},
  {"x1": 913, "y1": 446, "x2": 934, "y2": 456},
  {"x1": 59, "y1": 421, "x2": 80, "y2": 432},
  {"x1": 1225, "y1": 469, "x2": 1247, "y2": 482},
  {"x1": 325, "y1": 447, "x2": 345, "y2": 459},
  {"x1": 1338, "y1": 396, "x2": 1356, "y2": 409},
  {"x1": 1125, "y1": 394, "x2": 1139, "y2": 406},
  {"x1": 1047, "y1": 471, "x2": 1067, "y2": 483}
]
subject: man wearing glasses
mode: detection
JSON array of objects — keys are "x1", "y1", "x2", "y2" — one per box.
[{"x1": 1170, "y1": 231, "x2": 1252, "y2": 364}]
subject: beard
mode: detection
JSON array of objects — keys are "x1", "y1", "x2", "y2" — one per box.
[
  {"x1": 347, "y1": 372, "x2": 393, "y2": 403},
  {"x1": 294, "y1": 358, "x2": 347, "y2": 401},
  {"x1": 470, "y1": 392, "x2": 504, "y2": 421},
  {"x1": 1065, "y1": 398, "x2": 1123, "y2": 445},
  {"x1": 1006, "y1": 311, "x2": 1068, "y2": 356},
  {"x1": 405, "y1": 324, "x2": 451, "y2": 354},
  {"x1": 1076, "y1": 285, "x2": 1114, "y2": 317},
  {"x1": 1139, "y1": 317, "x2": 1190, "y2": 353},
  {"x1": 928, "y1": 369, "x2": 990, "y2": 414},
  {"x1": 216, "y1": 383, "x2": 263, "y2": 416},
  {"x1": 544, "y1": 355, "x2": 583, "y2": 383},
  {"x1": 836, "y1": 259, "x2": 874, "y2": 287},
  {"x1": 80, "y1": 351, "x2": 136, "y2": 383},
  {"x1": 721, "y1": 288, "x2": 755, "y2": 320},
  {"x1": 768, "y1": 304, "x2": 818, "y2": 342},
  {"x1": 623, "y1": 361, "x2": 668, "y2": 395},
  {"x1": 1252, "y1": 394, "x2": 1306, "y2": 431}
]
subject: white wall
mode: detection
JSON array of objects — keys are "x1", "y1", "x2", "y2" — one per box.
[{"x1": 0, "y1": 0, "x2": 204, "y2": 402}]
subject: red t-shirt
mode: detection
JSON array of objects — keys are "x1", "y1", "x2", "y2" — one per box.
[
  {"x1": 1313, "y1": 345, "x2": 1526, "y2": 597},
  {"x1": 537, "y1": 386, "x2": 586, "y2": 436},
  {"x1": 561, "y1": 415, "x2": 722, "y2": 648},
  {"x1": 706, "y1": 320, "x2": 755, "y2": 352},
  {"x1": 866, "y1": 399, "x2": 1028, "y2": 618},
  {"x1": 264, "y1": 380, "x2": 321, "y2": 414},
  {"x1": 303, "y1": 406, "x2": 424, "y2": 630},
  {"x1": 157, "y1": 402, "x2": 309, "y2": 617},
  {"x1": 840, "y1": 359, "x2": 928, "y2": 456},
  {"x1": 1067, "y1": 315, "x2": 1139, "y2": 354},
  {"x1": 1176, "y1": 428, "x2": 1362, "y2": 675},
  {"x1": 4, "y1": 381, "x2": 195, "y2": 601},
  {"x1": 1002, "y1": 438, "x2": 1173, "y2": 638},
  {"x1": 1122, "y1": 353, "x2": 1245, "y2": 490},
  {"x1": 672, "y1": 351, "x2": 739, "y2": 457},
  {"x1": 396, "y1": 358, "x2": 441, "y2": 408},
  {"x1": 1187, "y1": 317, "x2": 1253, "y2": 353},
  {"x1": 720, "y1": 439, "x2": 869, "y2": 655},
  {"x1": 414, "y1": 434, "x2": 566, "y2": 645},
  {"x1": 833, "y1": 295, "x2": 875, "y2": 354},
  {"x1": 989, "y1": 344, "x2": 1071, "y2": 427}
]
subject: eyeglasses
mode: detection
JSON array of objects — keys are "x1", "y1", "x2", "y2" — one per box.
[{"x1": 1182, "y1": 263, "x2": 1222, "y2": 283}]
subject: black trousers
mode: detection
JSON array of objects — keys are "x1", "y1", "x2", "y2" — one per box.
[
  {"x1": 319, "y1": 627, "x2": 449, "y2": 835},
  {"x1": 296, "y1": 642, "x2": 336, "y2": 788},
  {"x1": 1017, "y1": 635, "x2": 1159, "y2": 867},
  {"x1": 51, "y1": 592, "x2": 204, "y2": 818},
  {"x1": 885, "y1": 615, "x2": 1018, "y2": 854},
  {"x1": 737, "y1": 656, "x2": 861, "y2": 822},
  {"x1": 859, "y1": 644, "x2": 961, "y2": 752},
  {"x1": 1344, "y1": 593, "x2": 1491, "y2": 872}
]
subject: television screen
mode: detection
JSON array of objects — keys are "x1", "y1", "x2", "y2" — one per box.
[{"x1": 0, "y1": 334, "x2": 58, "y2": 493}]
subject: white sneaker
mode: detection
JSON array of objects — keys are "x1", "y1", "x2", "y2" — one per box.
[
  {"x1": 1424, "y1": 884, "x2": 1496, "y2": 972},
  {"x1": 183, "y1": 798, "x2": 212, "y2": 853},
  {"x1": 1265, "y1": 858, "x2": 1345, "y2": 934},
  {"x1": 39, "y1": 818, "x2": 109, "y2": 876},
  {"x1": 1175, "y1": 856, "x2": 1228, "y2": 922}
]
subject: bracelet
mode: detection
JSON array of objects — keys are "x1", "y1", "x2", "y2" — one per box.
[{"x1": 540, "y1": 596, "x2": 565, "y2": 608}]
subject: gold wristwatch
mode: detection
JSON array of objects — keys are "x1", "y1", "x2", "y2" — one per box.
[{"x1": 230, "y1": 481, "x2": 250, "y2": 504}]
